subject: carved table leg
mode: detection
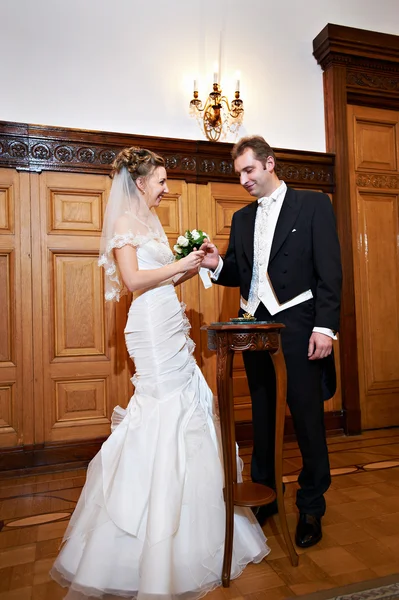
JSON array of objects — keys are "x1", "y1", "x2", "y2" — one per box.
[
  {"x1": 216, "y1": 333, "x2": 235, "y2": 587},
  {"x1": 271, "y1": 343, "x2": 299, "y2": 567}
]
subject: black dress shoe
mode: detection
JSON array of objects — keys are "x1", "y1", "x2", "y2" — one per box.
[
  {"x1": 252, "y1": 500, "x2": 278, "y2": 526},
  {"x1": 295, "y1": 513, "x2": 322, "y2": 548}
]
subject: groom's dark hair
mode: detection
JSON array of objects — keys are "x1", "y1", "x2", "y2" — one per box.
[{"x1": 231, "y1": 136, "x2": 276, "y2": 168}]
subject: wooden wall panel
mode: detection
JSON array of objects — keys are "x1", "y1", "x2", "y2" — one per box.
[{"x1": 0, "y1": 121, "x2": 340, "y2": 468}]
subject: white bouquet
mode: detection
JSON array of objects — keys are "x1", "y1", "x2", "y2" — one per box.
[
  {"x1": 173, "y1": 229, "x2": 209, "y2": 259},
  {"x1": 173, "y1": 229, "x2": 212, "y2": 289}
]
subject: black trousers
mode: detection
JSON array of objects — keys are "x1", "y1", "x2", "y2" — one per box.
[{"x1": 242, "y1": 300, "x2": 331, "y2": 517}]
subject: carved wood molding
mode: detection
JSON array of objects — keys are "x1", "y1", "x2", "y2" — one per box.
[
  {"x1": 347, "y1": 69, "x2": 399, "y2": 93},
  {"x1": 314, "y1": 24, "x2": 399, "y2": 109},
  {"x1": 313, "y1": 24, "x2": 399, "y2": 73},
  {"x1": 0, "y1": 121, "x2": 335, "y2": 191},
  {"x1": 356, "y1": 173, "x2": 399, "y2": 189},
  {"x1": 230, "y1": 332, "x2": 280, "y2": 353}
]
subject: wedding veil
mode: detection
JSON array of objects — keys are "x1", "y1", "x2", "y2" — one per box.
[{"x1": 99, "y1": 167, "x2": 166, "y2": 301}]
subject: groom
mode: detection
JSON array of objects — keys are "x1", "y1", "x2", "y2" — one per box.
[{"x1": 201, "y1": 136, "x2": 342, "y2": 548}]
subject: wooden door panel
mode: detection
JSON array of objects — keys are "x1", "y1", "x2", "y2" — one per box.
[
  {"x1": 53, "y1": 253, "x2": 104, "y2": 358},
  {"x1": 32, "y1": 174, "x2": 198, "y2": 444},
  {"x1": 358, "y1": 192, "x2": 399, "y2": 387},
  {"x1": 354, "y1": 119, "x2": 398, "y2": 171},
  {"x1": 33, "y1": 171, "x2": 122, "y2": 443},
  {"x1": 155, "y1": 197, "x2": 180, "y2": 234},
  {"x1": 0, "y1": 169, "x2": 33, "y2": 448},
  {"x1": 0, "y1": 180, "x2": 19, "y2": 448},
  {"x1": 0, "y1": 184, "x2": 14, "y2": 231},
  {"x1": 54, "y1": 378, "x2": 107, "y2": 422},
  {"x1": 0, "y1": 252, "x2": 12, "y2": 363},
  {"x1": 197, "y1": 183, "x2": 251, "y2": 402},
  {"x1": 50, "y1": 189, "x2": 103, "y2": 233},
  {"x1": 197, "y1": 182, "x2": 261, "y2": 421},
  {"x1": 0, "y1": 384, "x2": 14, "y2": 431},
  {"x1": 356, "y1": 190, "x2": 399, "y2": 427},
  {"x1": 348, "y1": 105, "x2": 399, "y2": 429}
]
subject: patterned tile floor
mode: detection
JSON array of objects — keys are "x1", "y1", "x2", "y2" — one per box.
[{"x1": 0, "y1": 429, "x2": 399, "y2": 599}]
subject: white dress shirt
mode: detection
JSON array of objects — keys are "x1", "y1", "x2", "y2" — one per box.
[{"x1": 211, "y1": 181, "x2": 336, "y2": 339}]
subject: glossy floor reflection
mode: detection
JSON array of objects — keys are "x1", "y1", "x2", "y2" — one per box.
[{"x1": 1, "y1": 429, "x2": 399, "y2": 599}]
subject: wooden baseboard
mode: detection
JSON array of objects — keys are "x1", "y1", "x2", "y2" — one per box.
[
  {"x1": 0, "y1": 438, "x2": 104, "y2": 477},
  {"x1": 0, "y1": 411, "x2": 344, "y2": 477}
]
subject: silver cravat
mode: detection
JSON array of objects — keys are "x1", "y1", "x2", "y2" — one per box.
[{"x1": 245, "y1": 196, "x2": 274, "y2": 316}]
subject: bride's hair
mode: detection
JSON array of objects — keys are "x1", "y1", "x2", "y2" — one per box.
[{"x1": 112, "y1": 147, "x2": 165, "y2": 181}]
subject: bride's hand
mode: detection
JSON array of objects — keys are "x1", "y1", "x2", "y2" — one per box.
[{"x1": 178, "y1": 250, "x2": 205, "y2": 272}]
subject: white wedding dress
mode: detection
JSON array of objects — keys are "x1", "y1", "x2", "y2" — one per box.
[{"x1": 51, "y1": 234, "x2": 269, "y2": 600}]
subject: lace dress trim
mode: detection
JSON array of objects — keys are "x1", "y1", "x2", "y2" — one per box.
[{"x1": 98, "y1": 231, "x2": 173, "y2": 302}]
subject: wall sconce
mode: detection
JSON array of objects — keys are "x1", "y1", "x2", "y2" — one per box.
[{"x1": 189, "y1": 75, "x2": 244, "y2": 142}]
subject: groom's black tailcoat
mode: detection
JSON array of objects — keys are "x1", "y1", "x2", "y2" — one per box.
[{"x1": 216, "y1": 186, "x2": 342, "y2": 516}]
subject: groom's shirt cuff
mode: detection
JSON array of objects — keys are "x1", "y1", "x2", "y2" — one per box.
[
  {"x1": 313, "y1": 327, "x2": 337, "y2": 340},
  {"x1": 210, "y1": 257, "x2": 224, "y2": 280}
]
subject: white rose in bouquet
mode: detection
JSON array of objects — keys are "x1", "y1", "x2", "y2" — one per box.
[
  {"x1": 177, "y1": 235, "x2": 189, "y2": 247},
  {"x1": 191, "y1": 229, "x2": 201, "y2": 241}
]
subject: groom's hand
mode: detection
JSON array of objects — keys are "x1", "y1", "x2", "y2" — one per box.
[
  {"x1": 199, "y1": 239, "x2": 220, "y2": 270},
  {"x1": 308, "y1": 332, "x2": 333, "y2": 360}
]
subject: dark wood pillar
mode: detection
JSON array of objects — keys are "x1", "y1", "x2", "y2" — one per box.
[{"x1": 313, "y1": 23, "x2": 399, "y2": 434}]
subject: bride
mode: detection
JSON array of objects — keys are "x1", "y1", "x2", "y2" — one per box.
[{"x1": 50, "y1": 146, "x2": 270, "y2": 600}]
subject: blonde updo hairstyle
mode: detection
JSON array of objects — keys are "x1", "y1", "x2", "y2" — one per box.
[{"x1": 112, "y1": 146, "x2": 165, "y2": 183}]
